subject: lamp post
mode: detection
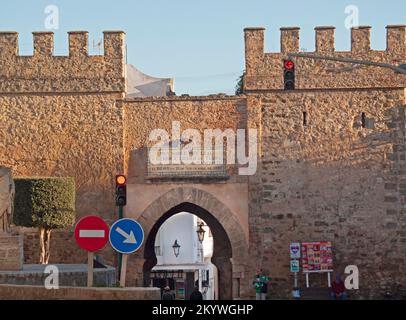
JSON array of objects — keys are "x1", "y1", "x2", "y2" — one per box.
[
  {"x1": 172, "y1": 240, "x2": 180, "y2": 258},
  {"x1": 196, "y1": 222, "x2": 207, "y2": 294},
  {"x1": 196, "y1": 222, "x2": 206, "y2": 244}
]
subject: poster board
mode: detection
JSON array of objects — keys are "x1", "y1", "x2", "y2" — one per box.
[
  {"x1": 176, "y1": 280, "x2": 185, "y2": 300},
  {"x1": 301, "y1": 242, "x2": 333, "y2": 273}
]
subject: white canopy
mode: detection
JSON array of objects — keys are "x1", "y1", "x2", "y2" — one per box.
[{"x1": 126, "y1": 64, "x2": 174, "y2": 98}]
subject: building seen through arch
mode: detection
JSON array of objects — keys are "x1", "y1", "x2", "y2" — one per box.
[{"x1": 150, "y1": 212, "x2": 217, "y2": 300}]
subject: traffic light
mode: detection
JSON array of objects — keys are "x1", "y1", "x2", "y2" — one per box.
[
  {"x1": 283, "y1": 59, "x2": 295, "y2": 90},
  {"x1": 115, "y1": 175, "x2": 127, "y2": 206}
]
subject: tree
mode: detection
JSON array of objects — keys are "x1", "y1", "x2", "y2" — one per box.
[
  {"x1": 235, "y1": 71, "x2": 245, "y2": 95},
  {"x1": 13, "y1": 177, "x2": 76, "y2": 264}
]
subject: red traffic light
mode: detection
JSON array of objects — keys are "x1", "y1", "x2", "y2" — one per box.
[{"x1": 284, "y1": 60, "x2": 295, "y2": 70}]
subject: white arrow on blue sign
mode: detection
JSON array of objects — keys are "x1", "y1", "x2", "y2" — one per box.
[{"x1": 109, "y1": 218, "x2": 144, "y2": 254}]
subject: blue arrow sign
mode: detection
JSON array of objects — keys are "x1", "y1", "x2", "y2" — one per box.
[{"x1": 109, "y1": 218, "x2": 144, "y2": 254}]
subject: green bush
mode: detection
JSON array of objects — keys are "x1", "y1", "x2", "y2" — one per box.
[
  {"x1": 13, "y1": 177, "x2": 76, "y2": 264},
  {"x1": 14, "y1": 177, "x2": 76, "y2": 229}
]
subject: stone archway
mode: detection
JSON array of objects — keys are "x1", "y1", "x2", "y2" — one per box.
[{"x1": 126, "y1": 187, "x2": 249, "y2": 300}]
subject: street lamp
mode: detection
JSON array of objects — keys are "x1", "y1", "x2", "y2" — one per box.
[
  {"x1": 172, "y1": 240, "x2": 181, "y2": 258},
  {"x1": 196, "y1": 222, "x2": 206, "y2": 243}
]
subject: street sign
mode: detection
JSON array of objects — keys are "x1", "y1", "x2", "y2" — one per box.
[
  {"x1": 74, "y1": 215, "x2": 110, "y2": 252},
  {"x1": 291, "y1": 260, "x2": 300, "y2": 273},
  {"x1": 109, "y1": 218, "x2": 144, "y2": 254},
  {"x1": 290, "y1": 242, "x2": 301, "y2": 259}
]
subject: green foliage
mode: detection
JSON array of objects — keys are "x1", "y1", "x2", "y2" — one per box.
[
  {"x1": 235, "y1": 71, "x2": 245, "y2": 95},
  {"x1": 14, "y1": 177, "x2": 76, "y2": 229}
]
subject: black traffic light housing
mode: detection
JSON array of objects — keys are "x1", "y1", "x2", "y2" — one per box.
[
  {"x1": 283, "y1": 59, "x2": 295, "y2": 90},
  {"x1": 115, "y1": 175, "x2": 127, "y2": 206}
]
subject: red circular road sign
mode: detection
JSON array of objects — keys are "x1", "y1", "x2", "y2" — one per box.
[{"x1": 74, "y1": 216, "x2": 110, "y2": 252}]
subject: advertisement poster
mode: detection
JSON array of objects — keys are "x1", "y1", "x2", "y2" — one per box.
[{"x1": 301, "y1": 242, "x2": 334, "y2": 273}]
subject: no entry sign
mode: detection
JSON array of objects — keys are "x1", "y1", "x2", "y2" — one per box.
[{"x1": 74, "y1": 216, "x2": 110, "y2": 252}]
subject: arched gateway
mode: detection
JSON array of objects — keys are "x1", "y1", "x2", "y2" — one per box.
[{"x1": 125, "y1": 187, "x2": 249, "y2": 300}]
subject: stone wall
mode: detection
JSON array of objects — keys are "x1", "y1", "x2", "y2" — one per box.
[
  {"x1": 252, "y1": 88, "x2": 406, "y2": 298},
  {"x1": 0, "y1": 234, "x2": 23, "y2": 270},
  {"x1": 0, "y1": 31, "x2": 126, "y2": 220},
  {"x1": 0, "y1": 93, "x2": 124, "y2": 219},
  {"x1": 0, "y1": 284, "x2": 160, "y2": 300},
  {"x1": 0, "y1": 31, "x2": 126, "y2": 274},
  {"x1": 244, "y1": 26, "x2": 406, "y2": 91},
  {"x1": 21, "y1": 228, "x2": 116, "y2": 266},
  {"x1": 0, "y1": 264, "x2": 116, "y2": 287},
  {"x1": 1, "y1": 26, "x2": 406, "y2": 299},
  {"x1": 0, "y1": 31, "x2": 125, "y2": 93},
  {"x1": 121, "y1": 95, "x2": 248, "y2": 183}
]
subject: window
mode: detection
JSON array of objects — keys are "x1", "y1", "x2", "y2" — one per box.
[{"x1": 361, "y1": 112, "x2": 367, "y2": 128}]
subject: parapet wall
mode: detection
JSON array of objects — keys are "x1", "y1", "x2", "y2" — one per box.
[
  {"x1": 0, "y1": 285, "x2": 161, "y2": 300},
  {"x1": 244, "y1": 26, "x2": 406, "y2": 91},
  {"x1": 0, "y1": 31, "x2": 126, "y2": 93}
]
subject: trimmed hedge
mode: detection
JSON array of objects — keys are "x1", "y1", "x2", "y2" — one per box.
[{"x1": 13, "y1": 177, "x2": 76, "y2": 229}]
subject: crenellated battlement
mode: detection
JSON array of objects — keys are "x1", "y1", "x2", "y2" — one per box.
[
  {"x1": 244, "y1": 25, "x2": 406, "y2": 91},
  {"x1": 0, "y1": 31, "x2": 126, "y2": 93}
]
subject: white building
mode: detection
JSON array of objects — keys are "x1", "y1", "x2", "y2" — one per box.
[{"x1": 152, "y1": 212, "x2": 218, "y2": 300}]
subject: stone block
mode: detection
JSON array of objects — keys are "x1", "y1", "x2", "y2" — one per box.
[
  {"x1": 0, "y1": 234, "x2": 23, "y2": 271},
  {"x1": 0, "y1": 284, "x2": 160, "y2": 300}
]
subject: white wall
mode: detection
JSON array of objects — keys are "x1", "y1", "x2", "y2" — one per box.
[
  {"x1": 155, "y1": 212, "x2": 200, "y2": 265},
  {"x1": 153, "y1": 212, "x2": 217, "y2": 299}
]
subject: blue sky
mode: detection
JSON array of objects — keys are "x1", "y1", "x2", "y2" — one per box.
[{"x1": 0, "y1": 0, "x2": 405, "y2": 95}]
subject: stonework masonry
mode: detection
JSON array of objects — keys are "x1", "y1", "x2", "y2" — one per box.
[
  {"x1": 0, "y1": 284, "x2": 160, "y2": 300},
  {"x1": 0, "y1": 31, "x2": 126, "y2": 220},
  {"x1": 244, "y1": 26, "x2": 406, "y2": 91},
  {"x1": 0, "y1": 234, "x2": 23, "y2": 270},
  {"x1": 1, "y1": 26, "x2": 406, "y2": 299}
]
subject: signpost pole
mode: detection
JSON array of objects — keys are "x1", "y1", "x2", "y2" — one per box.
[
  {"x1": 87, "y1": 251, "x2": 94, "y2": 287},
  {"x1": 294, "y1": 272, "x2": 298, "y2": 288},
  {"x1": 74, "y1": 216, "x2": 110, "y2": 288},
  {"x1": 306, "y1": 273, "x2": 309, "y2": 288},
  {"x1": 118, "y1": 205, "x2": 123, "y2": 281},
  {"x1": 120, "y1": 253, "x2": 128, "y2": 287},
  {"x1": 110, "y1": 218, "x2": 145, "y2": 288},
  {"x1": 327, "y1": 272, "x2": 331, "y2": 288}
]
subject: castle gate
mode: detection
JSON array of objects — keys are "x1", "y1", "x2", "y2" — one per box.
[{"x1": 123, "y1": 186, "x2": 250, "y2": 300}]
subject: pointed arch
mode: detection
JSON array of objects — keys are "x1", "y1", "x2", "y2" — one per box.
[{"x1": 132, "y1": 187, "x2": 249, "y2": 299}]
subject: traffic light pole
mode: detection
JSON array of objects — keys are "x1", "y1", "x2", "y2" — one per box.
[
  {"x1": 287, "y1": 52, "x2": 406, "y2": 75},
  {"x1": 117, "y1": 205, "x2": 123, "y2": 283}
]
